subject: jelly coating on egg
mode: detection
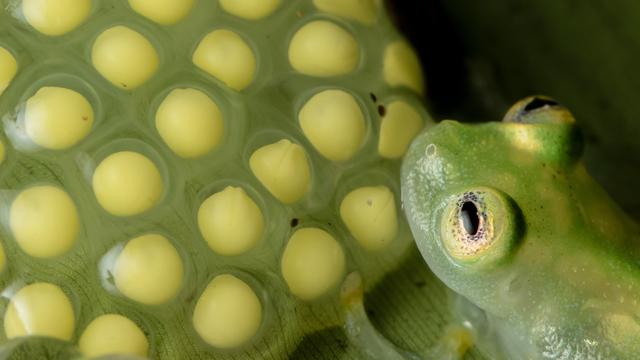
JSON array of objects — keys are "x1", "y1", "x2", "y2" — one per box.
[{"x1": 0, "y1": 1, "x2": 428, "y2": 358}]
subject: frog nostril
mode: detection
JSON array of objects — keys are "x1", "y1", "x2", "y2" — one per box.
[
  {"x1": 524, "y1": 97, "x2": 559, "y2": 112},
  {"x1": 460, "y1": 201, "x2": 480, "y2": 236}
]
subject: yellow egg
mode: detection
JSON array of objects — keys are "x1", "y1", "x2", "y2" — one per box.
[
  {"x1": 92, "y1": 151, "x2": 164, "y2": 216},
  {"x1": 340, "y1": 186, "x2": 398, "y2": 251},
  {"x1": 128, "y1": 0, "x2": 194, "y2": 25},
  {"x1": 378, "y1": 101, "x2": 425, "y2": 158},
  {"x1": 0, "y1": 47, "x2": 18, "y2": 96},
  {"x1": 92, "y1": 26, "x2": 159, "y2": 90},
  {"x1": 289, "y1": 21, "x2": 359, "y2": 77},
  {"x1": 299, "y1": 89, "x2": 365, "y2": 161},
  {"x1": 197, "y1": 186, "x2": 264, "y2": 256},
  {"x1": 10, "y1": 185, "x2": 80, "y2": 258},
  {"x1": 249, "y1": 139, "x2": 310, "y2": 204},
  {"x1": 22, "y1": 0, "x2": 91, "y2": 36},
  {"x1": 383, "y1": 41, "x2": 424, "y2": 94},
  {"x1": 193, "y1": 274, "x2": 262, "y2": 349},
  {"x1": 24, "y1": 87, "x2": 94, "y2": 150},
  {"x1": 281, "y1": 227, "x2": 345, "y2": 300},
  {"x1": 219, "y1": 0, "x2": 281, "y2": 20},
  {"x1": 114, "y1": 234, "x2": 184, "y2": 305},
  {"x1": 79, "y1": 314, "x2": 149, "y2": 358},
  {"x1": 193, "y1": 30, "x2": 256, "y2": 91},
  {"x1": 155, "y1": 88, "x2": 224, "y2": 158},
  {"x1": 4, "y1": 283, "x2": 75, "y2": 340}
]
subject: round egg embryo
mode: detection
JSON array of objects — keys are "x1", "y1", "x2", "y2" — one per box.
[
  {"x1": 289, "y1": 20, "x2": 360, "y2": 77},
  {"x1": 92, "y1": 26, "x2": 159, "y2": 90},
  {"x1": 299, "y1": 89, "x2": 365, "y2": 161},
  {"x1": 281, "y1": 227, "x2": 346, "y2": 300},
  {"x1": 113, "y1": 233, "x2": 184, "y2": 305},
  {"x1": 155, "y1": 88, "x2": 224, "y2": 158},
  {"x1": 10, "y1": 185, "x2": 80, "y2": 258},
  {"x1": 4, "y1": 282, "x2": 75, "y2": 341},
  {"x1": 192, "y1": 29, "x2": 256, "y2": 91},
  {"x1": 92, "y1": 151, "x2": 164, "y2": 216},
  {"x1": 197, "y1": 186, "x2": 264, "y2": 256},
  {"x1": 250, "y1": 139, "x2": 311, "y2": 204},
  {"x1": 79, "y1": 314, "x2": 149, "y2": 358},
  {"x1": 192, "y1": 274, "x2": 262, "y2": 349},
  {"x1": 22, "y1": 0, "x2": 92, "y2": 36},
  {"x1": 340, "y1": 186, "x2": 398, "y2": 251},
  {"x1": 128, "y1": 0, "x2": 195, "y2": 25},
  {"x1": 24, "y1": 86, "x2": 94, "y2": 150},
  {"x1": 0, "y1": 47, "x2": 18, "y2": 96}
]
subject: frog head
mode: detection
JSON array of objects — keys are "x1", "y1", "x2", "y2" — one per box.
[{"x1": 401, "y1": 96, "x2": 640, "y2": 321}]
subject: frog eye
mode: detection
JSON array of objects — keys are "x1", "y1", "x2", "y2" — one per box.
[
  {"x1": 440, "y1": 187, "x2": 521, "y2": 269},
  {"x1": 503, "y1": 96, "x2": 575, "y2": 125}
]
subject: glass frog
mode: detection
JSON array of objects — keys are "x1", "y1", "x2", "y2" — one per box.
[{"x1": 402, "y1": 96, "x2": 640, "y2": 359}]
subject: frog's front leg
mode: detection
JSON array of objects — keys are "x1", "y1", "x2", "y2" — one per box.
[{"x1": 341, "y1": 272, "x2": 476, "y2": 360}]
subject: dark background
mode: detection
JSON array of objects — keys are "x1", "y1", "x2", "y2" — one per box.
[{"x1": 387, "y1": 0, "x2": 640, "y2": 219}]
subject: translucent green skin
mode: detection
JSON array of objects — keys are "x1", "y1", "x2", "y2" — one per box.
[
  {"x1": 402, "y1": 104, "x2": 640, "y2": 359},
  {"x1": 0, "y1": 1, "x2": 426, "y2": 359}
]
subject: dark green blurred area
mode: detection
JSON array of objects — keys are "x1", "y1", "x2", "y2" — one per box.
[
  {"x1": 391, "y1": 0, "x2": 640, "y2": 219},
  {"x1": 298, "y1": 1, "x2": 640, "y2": 358}
]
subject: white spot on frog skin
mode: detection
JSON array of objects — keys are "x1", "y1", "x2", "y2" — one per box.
[
  {"x1": 425, "y1": 143, "x2": 437, "y2": 157},
  {"x1": 533, "y1": 324, "x2": 611, "y2": 360}
]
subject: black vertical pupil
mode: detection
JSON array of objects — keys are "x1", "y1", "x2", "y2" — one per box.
[{"x1": 460, "y1": 201, "x2": 480, "y2": 236}]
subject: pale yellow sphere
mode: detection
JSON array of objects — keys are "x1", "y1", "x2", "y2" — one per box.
[
  {"x1": 289, "y1": 21, "x2": 359, "y2": 77},
  {"x1": 0, "y1": 47, "x2": 18, "y2": 96},
  {"x1": 197, "y1": 186, "x2": 264, "y2": 256},
  {"x1": 24, "y1": 87, "x2": 94, "y2": 150},
  {"x1": 193, "y1": 274, "x2": 262, "y2": 349},
  {"x1": 299, "y1": 89, "x2": 365, "y2": 161},
  {"x1": 378, "y1": 101, "x2": 425, "y2": 158},
  {"x1": 0, "y1": 242, "x2": 5, "y2": 273},
  {"x1": 383, "y1": 41, "x2": 424, "y2": 94},
  {"x1": 128, "y1": 0, "x2": 195, "y2": 25},
  {"x1": 22, "y1": 0, "x2": 92, "y2": 36},
  {"x1": 193, "y1": 30, "x2": 256, "y2": 91},
  {"x1": 155, "y1": 88, "x2": 224, "y2": 158},
  {"x1": 249, "y1": 139, "x2": 310, "y2": 204},
  {"x1": 281, "y1": 228, "x2": 346, "y2": 300},
  {"x1": 79, "y1": 314, "x2": 149, "y2": 358},
  {"x1": 114, "y1": 234, "x2": 184, "y2": 305},
  {"x1": 92, "y1": 151, "x2": 164, "y2": 216},
  {"x1": 4, "y1": 283, "x2": 75, "y2": 341},
  {"x1": 219, "y1": 0, "x2": 281, "y2": 20},
  {"x1": 92, "y1": 26, "x2": 159, "y2": 90},
  {"x1": 0, "y1": 140, "x2": 6, "y2": 166},
  {"x1": 10, "y1": 185, "x2": 80, "y2": 258},
  {"x1": 340, "y1": 186, "x2": 398, "y2": 251}
]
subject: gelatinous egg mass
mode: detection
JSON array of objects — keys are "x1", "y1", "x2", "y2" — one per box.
[{"x1": 0, "y1": 0, "x2": 428, "y2": 358}]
